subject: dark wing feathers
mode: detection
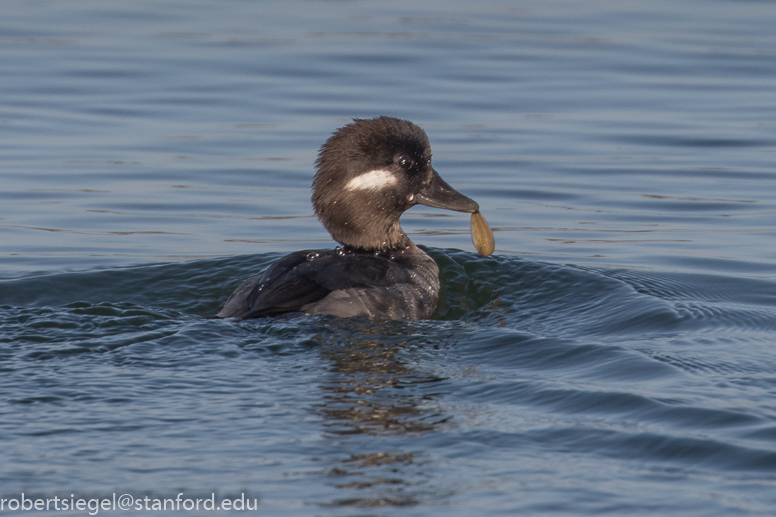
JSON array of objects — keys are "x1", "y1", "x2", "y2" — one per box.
[{"x1": 217, "y1": 250, "x2": 413, "y2": 319}]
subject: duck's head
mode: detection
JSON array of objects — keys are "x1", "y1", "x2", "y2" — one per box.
[{"x1": 312, "y1": 116, "x2": 480, "y2": 251}]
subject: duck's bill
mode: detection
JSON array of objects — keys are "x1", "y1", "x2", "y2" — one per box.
[
  {"x1": 416, "y1": 169, "x2": 479, "y2": 213},
  {"x1": 416, "y1": 169, "x2": 495, "y2": 257}
]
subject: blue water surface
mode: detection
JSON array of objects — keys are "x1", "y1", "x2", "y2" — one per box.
[{"x1": 2, "y1": 0, "x2": 776, "y2": 515}]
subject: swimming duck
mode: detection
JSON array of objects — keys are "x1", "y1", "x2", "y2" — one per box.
[{"x1": 217, "y1": 116, "x2": 493, "y2": 321}]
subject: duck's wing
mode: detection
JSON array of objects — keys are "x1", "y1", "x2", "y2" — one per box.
[{"x1": 217, "y1": 250, "x2": 406, "y2": 319}]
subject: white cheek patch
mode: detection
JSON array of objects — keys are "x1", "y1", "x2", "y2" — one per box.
[{"x1": 345, "y1": 169, "x2": 398, "y2": 191}]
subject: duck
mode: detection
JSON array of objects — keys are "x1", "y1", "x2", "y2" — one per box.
[{"x1": 217, "y1": 116, "x2": 493, "y2": 321}]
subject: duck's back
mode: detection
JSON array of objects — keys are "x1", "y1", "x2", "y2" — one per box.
[{"x1": 217, "y1": 245, "x2": 439, "y2": 321}]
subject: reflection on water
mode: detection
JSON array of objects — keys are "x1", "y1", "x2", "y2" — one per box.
[
  {"x1": 315, "y1": 328, "x2": 447, "y2": 508},
  {"x1": 324, "y1": 452, "x2": 421, "y2": 508}
]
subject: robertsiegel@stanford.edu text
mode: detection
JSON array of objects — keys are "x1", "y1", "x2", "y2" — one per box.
[{"x1": 1, "y1": 493, "x2": 258, "y2": 514}]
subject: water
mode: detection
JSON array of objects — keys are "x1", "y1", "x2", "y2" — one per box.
[{"x1": 2, "y1": 0, "x2": 776, "y2": 515}]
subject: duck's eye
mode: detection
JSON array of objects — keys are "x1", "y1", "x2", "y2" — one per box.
[{"x1": 397, "y1": 155, "x2": 413, "y2": 170}]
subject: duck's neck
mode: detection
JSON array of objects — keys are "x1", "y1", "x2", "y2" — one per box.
[{"x1": 329, "y1": 220, "x2": 413, "y2": 252}]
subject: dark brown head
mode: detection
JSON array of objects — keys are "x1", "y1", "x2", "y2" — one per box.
[{"x1": 312, "y1": 117, "x2": 478, "y2": 251}]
